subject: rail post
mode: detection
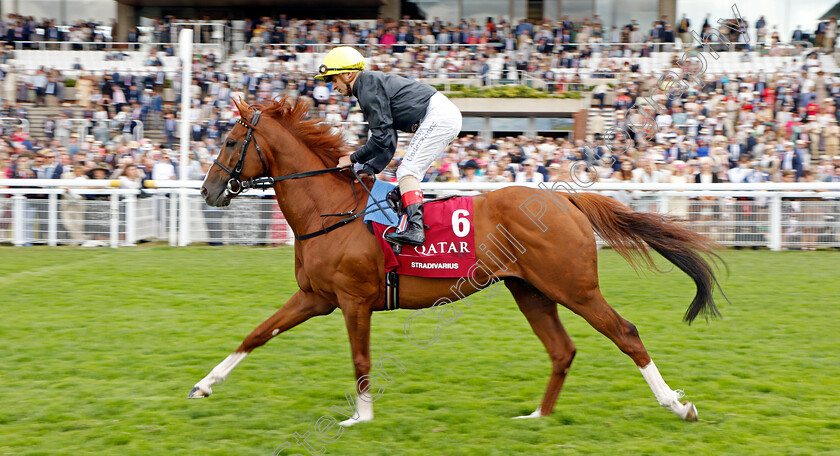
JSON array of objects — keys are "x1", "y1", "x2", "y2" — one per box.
[
  {"x1": 657, "y1": 192, "x2": 669, "y2": 215},
  {"x1": 110, "y1": 192, "x2": 120, "y2": 249},
  {"x1": 11, "y1": 195, "x2": 24, "y2": 246},
  {"x1": 179, "y1": 188, "x2": 191, "y2": 246},
  {"x1": 769, "y1": 194, "x2": 782, "y2": 251},
  {"x1": 48, "y1": 192, "x2": 58, "y2": 246},
  {"x1": 125, "y1": 192, "x2": 137, "y2": 246},
  {"x1": 169, "y1": 191, "x2": 178, "y2": 246}
]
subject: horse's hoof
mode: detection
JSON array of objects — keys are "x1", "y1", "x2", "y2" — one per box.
[
  {"x1": 338, "y1": 416, "x2": 372, "y2": 427},
  {"x1": 683, "y1": 402, "x2": 698, "y2": 421},
  {"x1": 513, "y1": 407, "x2": 542, "y2": 419},
  {"x1": 188, "y1": 386, "x2": 211, "y2": 399}
]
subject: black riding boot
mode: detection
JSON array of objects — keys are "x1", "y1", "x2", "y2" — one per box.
[{"x1": 385, "y1": 203, "x2": 425, "y2": 246}]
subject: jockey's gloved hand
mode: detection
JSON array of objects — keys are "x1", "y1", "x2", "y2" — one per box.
[{"x1": 357, "y1": 163, "x2": 378, "y2": 176}]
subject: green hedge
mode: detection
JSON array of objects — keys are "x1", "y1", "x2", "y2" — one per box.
[{"x1": 432, "y1": 84, "x2": 584, "y2": 99}]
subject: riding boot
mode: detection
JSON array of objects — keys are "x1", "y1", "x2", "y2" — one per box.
[{"x1": 385, "y1": 203, "x2": 425, "y2": 246}]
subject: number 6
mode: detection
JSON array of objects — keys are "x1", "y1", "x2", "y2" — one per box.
[{"x1": 452, "y1": 209, "x2": 470, "y2": 237}]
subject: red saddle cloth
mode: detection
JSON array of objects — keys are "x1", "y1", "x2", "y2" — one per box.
[{"x1": 371, "y1": 196, "x2": 476, "y2": 278}]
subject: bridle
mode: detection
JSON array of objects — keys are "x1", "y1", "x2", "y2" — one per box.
[
  {"x1": 211, "y1": 109, "x2": 393, "y2": 240},
  {"x1": 213, "y1": 110, "x2": 272, "y2": 195},
  {"x1": 213, "y1": 109, "x2": 348, "y2": 195}
]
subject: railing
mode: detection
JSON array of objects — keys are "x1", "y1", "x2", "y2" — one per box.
[
  {"x1": 790, "y1": 40, "x2": 815, "y2": 49},
  {"x1": 170, "y1": 22, "x2": 230, "y2": 60},
  {"x1": 61, "y1": 119, "x2": 144, "y2": 143},
  {"x1": 2, "y1": 180, "x2": 837, "y2": 250},
  {"x1": 0, "y1": 187, "x2": 162, "y2": 248},
  {"x1": 0, "y1": 117, "x2": 30, "y2": 133},
  {"x1": 244, "y1": 42, "x2": 508, "y2": 55},
  {"x1": 170, "y1": 22, "x2": 229, "y2": 42},
  {"x1": 9, "y1": 38, "x2": 808, "y2": 56},
  {"x1": 69, "y1": 118, "x2": 94, "y2": 142},
  {"x1": 0, "y1": 182, "x2": 293, "y2": 247},
  {"x1": 11, "y1": 41, "x2": 223, "y2": 53},
  {"x1": 423, "y1": 182, "x2": 840, "y2": 251},
  {"x1": 240, "y1": 39, "x2": 809, "y2": 57}
]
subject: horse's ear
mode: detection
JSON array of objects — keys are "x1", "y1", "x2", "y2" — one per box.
[{"x1": 231, "y1": 96, "x2": 247, "y2": 117}]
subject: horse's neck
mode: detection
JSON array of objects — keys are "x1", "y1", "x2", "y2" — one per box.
[
  {"x1": 273, "y1": 173, "x2": 355, "y2": 239},
  {"x1": 266, "y1": 125, "x2": 354, "y2": 239}
]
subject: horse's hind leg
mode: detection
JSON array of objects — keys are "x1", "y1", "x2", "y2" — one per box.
[
  {"x1": 561, "y1": 287, "x2": 698, "y2": 421},
  {"x1": 505, "y1": 278, "x2": 576, "y2": 419}
]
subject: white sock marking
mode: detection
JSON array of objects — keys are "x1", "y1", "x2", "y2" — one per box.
[
  {"x1": 195, "y1": 352, "x2": 248, "y2": 393},
  {"x1": 513, "y1": 406, "x2": 542, "y2": 419},
  {"x1": 337, "y1": 393, "x2": 374, "y2": 427},
  {"x1": 639, "y1": 361, "x2": 692, "y2": 419}
]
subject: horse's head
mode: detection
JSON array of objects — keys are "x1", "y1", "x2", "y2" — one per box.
[
  {"x1": 201, "y1": 105, "x2": 271, "y2": 207},
  {"x1": 202, "y1": 97, "x2": 352, "y2": 207}
]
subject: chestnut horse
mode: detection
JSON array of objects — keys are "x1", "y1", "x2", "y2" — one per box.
[{"x1": 192, "y1": 98, "x2": 723, "y2": 424}]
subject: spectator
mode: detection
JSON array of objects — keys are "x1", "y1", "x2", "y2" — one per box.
[
  {"x1": 118, "y1": 163, "x2": 143, "y2": 189},
  {"x1": 460, "y1": 159, "x2": 482, "y2": 182},
  {"x1": 152, "y1": 151, "x2": 176, "y2": 180},
  {"x1": 515, "y1": 158, "x2": 544, "y2": 183}
]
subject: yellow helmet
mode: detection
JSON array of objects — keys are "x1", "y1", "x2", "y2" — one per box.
[{"x1": 315, "y1": 46, "x2": 365, "y2": 80}]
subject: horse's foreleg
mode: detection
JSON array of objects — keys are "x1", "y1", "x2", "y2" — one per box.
[
  {"x1": 187, "y1": 290, "x2": 335, "y2": 399},
  {"x1": 506, "y1": 278, "x2": 576, "y2": 420},
  {"x1": 336, "y1": 302, "x2": 374, "y2": 427}
]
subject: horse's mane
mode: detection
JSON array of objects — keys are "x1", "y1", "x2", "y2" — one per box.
[{"x1": 233, "y1": 97, "x2": 353, "y2": 181}]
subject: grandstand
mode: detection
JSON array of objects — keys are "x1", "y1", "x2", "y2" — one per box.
[
  {"x1": 5, "y1": 43, "x2": 837, "y2": 144},
  {"x1": 2, "y1": 7, "x2": 840, "y2": 456},
  {"x1": 2, "y1": 10, "x2": 840, "y2": 249}
]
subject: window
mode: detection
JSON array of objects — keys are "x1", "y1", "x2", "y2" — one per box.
[
  {"x1": 612, "y1": 0, "x2": 657, "y2": 31},
  {"x1": 404, "y1": 0, "x2": 459, "y2": 22},
  {"x1": 534, "y1": 117, "x2": 574, "y2": 131},
  {"x1": 463, "y1": 0, "x2": 510, "y2": 23},
  {"x1": 490, "y1": 117, "x2": 530, "y2": 131},
  {"x1": 563, "y1": 0, "x2": 594, "y2": 21},
  {"x1": 543, "y1": 0, "x2": 559, "y2": 22},
  {"x1": 461, "y1": 117, "x2": 486, "y2": 131}
]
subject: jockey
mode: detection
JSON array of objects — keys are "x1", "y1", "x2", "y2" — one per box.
[{"x1": 316, "y1": 46, "x2": 462, "y2": 246}]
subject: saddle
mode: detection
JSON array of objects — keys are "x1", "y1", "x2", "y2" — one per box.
[{"x1": 363, "y1": 181, "x2": 476, "y2": 312}]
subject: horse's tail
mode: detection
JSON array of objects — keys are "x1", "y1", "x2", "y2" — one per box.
[{"x1": 567, "y1": 192, "x2": 725, "y2": 324}]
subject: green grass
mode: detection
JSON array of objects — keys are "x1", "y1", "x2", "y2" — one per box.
[{"x1": 1, "y1": 246, "x2": 838, "y2": 455}]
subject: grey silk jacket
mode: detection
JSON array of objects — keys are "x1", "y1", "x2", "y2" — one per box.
[{"x1": 349, "y1": 71, "x2": 436, "y2": 173}]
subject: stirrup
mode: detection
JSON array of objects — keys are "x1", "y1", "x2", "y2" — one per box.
[
  {"x1": 385, "y1": 234, "x2": 425, "y2": 247},
  {"x1": 386, "y1": 187, "x2": 403, "y2": 216}
]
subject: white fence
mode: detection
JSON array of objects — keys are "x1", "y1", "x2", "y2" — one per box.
[
  {"x1": 1, "y1": 180, "x2": 839, "y2": 250},
  {"x1": 0, "y1": 190, "x2": 293, "y2": 248}
]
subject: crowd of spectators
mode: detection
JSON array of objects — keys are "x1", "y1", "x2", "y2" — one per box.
[
  {"x1": 3, "y1": 10, "x2": 837, "y2": 53},
  {"x1": 2, "y1": 14, "x2": 840, "y2": 188},
  {"x1": 242, "y1": 13, "x2": 837, "y2": 55},
  {"x1": 400, "y1": 133, "x2": 840, "y2": 185},
  {"x1": 2, "y1": 13, "x2": 114, "y2": 44},
  {"x1": 0, "y1": 12, "x2": 838, "y2": 247}
]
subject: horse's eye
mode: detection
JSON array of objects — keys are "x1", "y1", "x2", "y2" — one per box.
[{"x1": 226, "y1": 139, "x2": 236, "y2": 148}]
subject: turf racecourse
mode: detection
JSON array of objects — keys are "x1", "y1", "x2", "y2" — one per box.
[{"x1": 1, "y1": 246, "x2": 838, "y2": 456}]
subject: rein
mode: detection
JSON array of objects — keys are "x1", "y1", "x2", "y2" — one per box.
[{"x1": 214, "y1": 110, "x2": 393, "y2": 241}]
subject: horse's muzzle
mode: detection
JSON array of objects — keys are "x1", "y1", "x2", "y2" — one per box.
[{"x1": 201, "y1": 184, "x2": 232, "y2": 207}]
